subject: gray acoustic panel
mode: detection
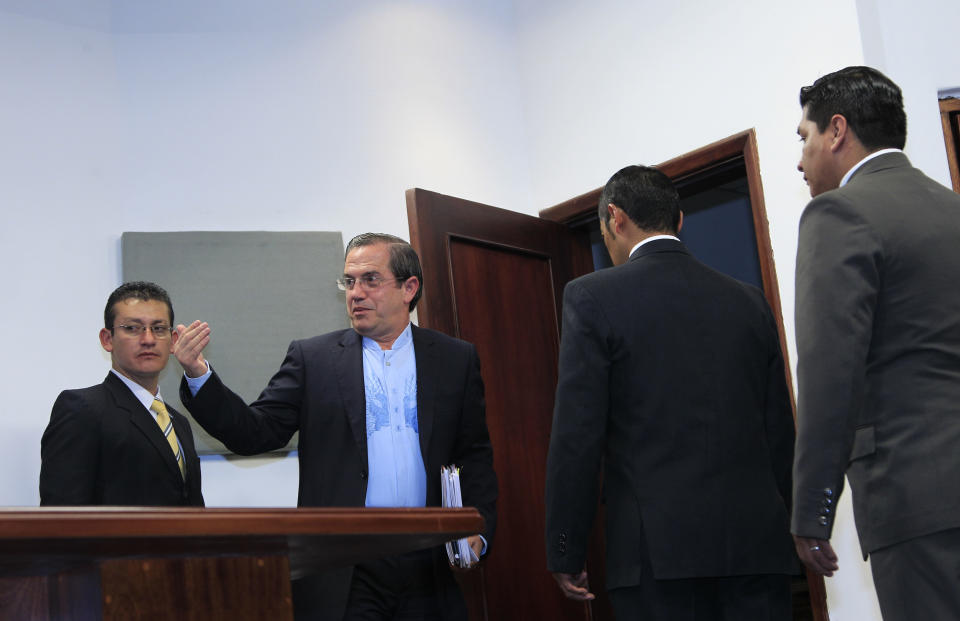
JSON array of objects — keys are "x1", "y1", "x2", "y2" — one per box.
[{"x1": 122, "y1": 231, "x2": 348, "y2": 454}]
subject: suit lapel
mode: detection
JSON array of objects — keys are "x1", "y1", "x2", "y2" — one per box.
[
  {"x1": 335, "y1": 330, "x2": 368, "y2": 461},
  {"x1": 412, "y1": 325, "x2": 436, "y2": 460},
  {"x1": 103, "y1": 373, "x2": 184, "y2": 482}
]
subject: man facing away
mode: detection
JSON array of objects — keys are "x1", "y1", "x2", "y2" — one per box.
[
  {"x1": 173, "y1": 233, "x2": 497, "y2": 621},
  {"x1": 792, "y1": 66, "x2": 960, "y2": 620},
  {"x1": 545, "y1": 165, "x2": 798, "y2": 620},
  {"x1": 40, "y1": 281, "x2": 204, "y2": 506}
]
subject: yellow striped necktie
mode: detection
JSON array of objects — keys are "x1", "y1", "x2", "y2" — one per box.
[{"x1": 151, "y1": 399, "x2": 185, "y2": 479}]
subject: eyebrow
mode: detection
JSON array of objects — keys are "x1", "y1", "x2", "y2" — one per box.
[{"x1": 343, "y1": 270, "x2": 382, "y2": 277}]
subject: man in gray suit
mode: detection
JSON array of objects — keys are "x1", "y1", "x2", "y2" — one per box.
[{"x1": 793, "y1": 66, "x2": 960, "y2": 619}]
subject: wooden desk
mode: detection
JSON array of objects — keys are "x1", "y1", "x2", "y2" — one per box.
[{"x1": 0, "y1": 507, "x2": 482, "y2": 621}]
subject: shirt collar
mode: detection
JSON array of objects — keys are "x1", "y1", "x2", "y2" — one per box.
[
  {"x1": 110, "y1": 369, "x2": 161, "y2": 410},
  {"x1": 629, "y1": 234, "x2": 681, "y2": 259},
  {"x1": 362, "y1": 322, "x2": 413, "y2": 353},
  {"x1": 840, "y1": 148, "x2": 902, "y2": 187}
]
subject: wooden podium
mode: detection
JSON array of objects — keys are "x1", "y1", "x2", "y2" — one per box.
[{"x1": 0, "y1": 507, "x2": 483, "y2": 621}]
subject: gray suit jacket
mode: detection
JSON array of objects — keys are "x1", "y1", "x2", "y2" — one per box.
[{"x1": 793, "y1": 152, "x2": 960, "y2": 555}]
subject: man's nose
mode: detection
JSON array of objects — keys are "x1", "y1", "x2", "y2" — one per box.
[{"x1": 348, "y1": 286, "x2": 366, "y2": 301}]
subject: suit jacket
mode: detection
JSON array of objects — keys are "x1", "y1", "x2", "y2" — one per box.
[
  {"x1": 545, "y1": 239, "x2": 798, "y2": 588},
  {"x1": 793, "y1": 152, "x2": 960, "y2": 555},
  {"x1": 40, "y1": 372, "x2": 204, "y2": 506},
  {"x1": 179, "y1": 325, "x2": 497, "y2": 621}
]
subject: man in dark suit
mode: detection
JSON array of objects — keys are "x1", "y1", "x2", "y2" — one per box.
[
  {"x1": 173, "y1": 233, "x2": 496, "y2": 621},
  {"x1": 40, "y1": 281, "x2": 204, "y2": 506},
  {"x1": 545, "y1": 166, "x2": 798, "y2": 620},
  {"x1": 793, "y1": 66, "x2": 960, "y2": 619}
]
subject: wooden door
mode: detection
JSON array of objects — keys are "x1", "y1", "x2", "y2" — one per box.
[{"x1": 406, "y1": 189, "x2": 611, "y2": 621}]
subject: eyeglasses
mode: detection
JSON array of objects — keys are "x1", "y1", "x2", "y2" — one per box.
[
  {"x1": 114, "y1": 324, "x2": 174, "y2": 338},
  {"x1": 336, "y1": 275, "x2": 404, "y2": 291}
]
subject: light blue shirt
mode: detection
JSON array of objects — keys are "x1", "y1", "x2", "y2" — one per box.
[{"x1": 362, "y1": 323, "x2": 427, "y2": 507}]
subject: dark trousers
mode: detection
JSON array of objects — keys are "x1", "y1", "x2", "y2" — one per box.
[
  {"x1": 870, "y1": 527, "x2": 960, "y2": 621},
  {"x1": 342, "y1": 549, "x2": 442, "y2": 621},
  {"x1": 608, "y1": 573, "x2": 792, "y2": 621}
]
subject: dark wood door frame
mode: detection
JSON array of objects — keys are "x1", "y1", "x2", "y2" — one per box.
[
  {"x1": 539, "y1": 128, "x2": 829, "y2": 621},
  {"x1": 940, "y1": 98, "x2": 960, "y2": 193}
]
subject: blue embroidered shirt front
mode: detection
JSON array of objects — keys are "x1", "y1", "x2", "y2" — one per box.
[{"x1": 362, "y1": 323, "x2": 426, "y2": 507}]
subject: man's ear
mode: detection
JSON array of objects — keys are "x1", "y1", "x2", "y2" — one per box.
[
  {"x1": 99, "y1": 328, "x2": 114, "y2": 353},
  {"x1": 605, "y1": 203, "x2": 618, "y2": 230},
  {"x1": 610, "y1": 204, "x2": 627, "y2": 233},
  {"x1": 829, "y1": 114, "x2": 849, "y2": 152},
  {"x1": 677, "y1": 210, "x2": 684, "y2": 234},
  {"x1": 402, "y1": 277, "x2": 420, "y2": 305}
]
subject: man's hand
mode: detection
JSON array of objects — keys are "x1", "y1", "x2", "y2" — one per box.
[
  {"x1": 793, "y1": 535, "x2": 839, "y2": 576},
  {"x1": 467, "y1": 535, "x2": 483, "y2": 561},
  {"x1": 552, "y1": 570, "x2": 595, "y2": 601},
  {"x1": 173, "y1": 321, "x2": 211, "y2": 378},
  {"x1": 449, "y1": 535, "x2": 485, "y2": 573}
]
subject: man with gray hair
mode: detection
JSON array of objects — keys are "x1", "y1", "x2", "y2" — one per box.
[{"x1": 175, "y1": 233, "x2": 497, "y2": 621}]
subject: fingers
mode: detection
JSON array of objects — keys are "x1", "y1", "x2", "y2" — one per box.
[
  {"x1": 552, "y1": 571, "x2": 595, "y2": 601},
  {"x1": 173, "y1": 321, "x2": 210, "y2": 378},
  {"x1": 794, "y1": 535, "x2": 839, "y2": 577},
  {"x1": 467, "y1": 535, "x2": 484, "y2": 561}
]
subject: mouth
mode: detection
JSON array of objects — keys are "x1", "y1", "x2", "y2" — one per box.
[{"x1": 137, "y1": 352, "x2": 160, "y2": 359}]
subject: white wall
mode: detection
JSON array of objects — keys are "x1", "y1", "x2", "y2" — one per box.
[
  {"x1": 857, "y1": 0, "x2": 960, "y2": 185},
  {"x1": 3, "y1": 1, "x2": 956, "y2": 618}
]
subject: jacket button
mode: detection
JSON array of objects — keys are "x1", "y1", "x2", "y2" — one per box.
[
  {"x1": 819, "y1": 516, "x2": 829, "y2": 526},
  {"x1": 823, "y1": 488, "x2": 834, "y2": 497},
  {"x1": 360, "y1": 471, "x2": 367, "y2": 480}
]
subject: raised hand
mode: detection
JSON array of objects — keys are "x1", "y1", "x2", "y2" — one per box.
[{"x1": 173, "y1": 320, "x2": 211, "y2": 378}]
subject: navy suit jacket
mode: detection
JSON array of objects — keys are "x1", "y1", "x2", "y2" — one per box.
[
  {"x1": 180, "y1": 325, "x2": 497, "y2": 621},
  {"x1": 40, "y1": 371, "x2": 204, "y2": 506},
  {"x1": 546, "y1": 239, "x2": 798, "y2": 588}
]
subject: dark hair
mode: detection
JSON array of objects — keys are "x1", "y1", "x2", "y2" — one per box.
[
  {"x1": 344, "y1": 233, "x2": 423, "y2": 311},
  {"x1": 104, "y1": 281, "x2": 174, "y2": 330},
  {"x1": 799, "y1": 66, "x2": 906, "y2": 150},
  {"x1": 598, "y1": 165, "x2": 680, "y2": 234}
]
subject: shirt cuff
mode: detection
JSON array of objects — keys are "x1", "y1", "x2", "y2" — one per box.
[
  {"x1": 478, "y1": 534, "x2": 488, "y2": 557},
  {"x1": 184, "y1": 360, "x2": 212, "y2": 395}
]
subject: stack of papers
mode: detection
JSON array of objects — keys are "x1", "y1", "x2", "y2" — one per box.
[{"x1": 441, "y1": 464, "x2": 479, "y2": 568}]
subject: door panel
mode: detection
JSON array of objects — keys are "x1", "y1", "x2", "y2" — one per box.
[{"x1": 406, "y1": 189, "x2": 606, "y2": 621}]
